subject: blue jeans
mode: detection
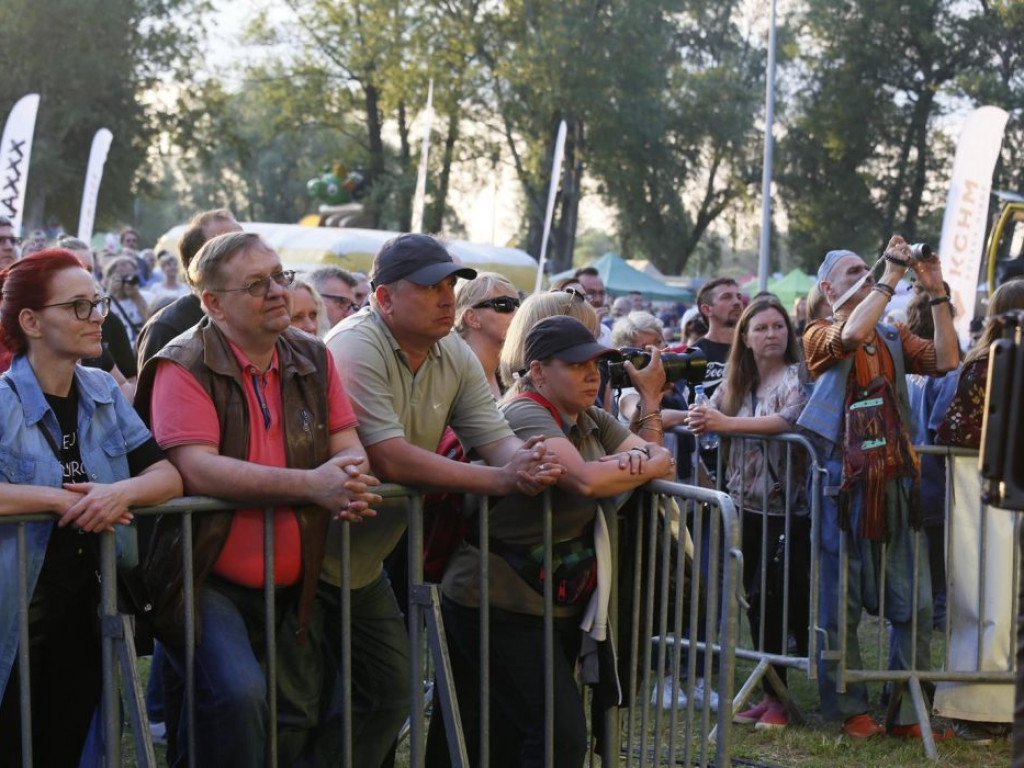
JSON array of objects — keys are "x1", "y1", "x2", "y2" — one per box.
[
  {"x1": 164, "y1": 578, "x2": 323, "y2": 767},
  {"x1": 817, "y1": 478, "x2": 932, "y2": 724}
]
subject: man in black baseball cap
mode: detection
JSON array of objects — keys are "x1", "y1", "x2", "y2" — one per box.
[
  {"x1": 318, "y1": 232, "x2": 560, "y2": 765},
  {"x1": 369, "y1": 233, "x2": 476, "y2": 289}
]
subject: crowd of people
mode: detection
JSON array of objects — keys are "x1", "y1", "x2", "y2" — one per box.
[{"x1": 0, "y1": 212, "x2": 1017, "y2": 766}]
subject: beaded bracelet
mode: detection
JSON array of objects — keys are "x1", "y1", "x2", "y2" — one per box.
[{"x1": 929, "y1": 294, "x2": 951, "y2": 307}]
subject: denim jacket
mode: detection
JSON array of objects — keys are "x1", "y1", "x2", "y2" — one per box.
[{"x1": 0, "y1": 354, "x2": 153, "y2": 700}]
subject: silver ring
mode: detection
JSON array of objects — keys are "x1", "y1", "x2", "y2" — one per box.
[{"x1": 540, "y1": 463, "x2": 547, "y2": 471}]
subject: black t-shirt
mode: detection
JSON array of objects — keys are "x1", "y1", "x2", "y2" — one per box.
[
  {"x1": 692, "y1": 337, "x2": 731, "y2": 401},
  {"x1": 35, "y1": 387, "x2": 165, "y2": 595},
  {"x1": 81, "y1": 311, "x2": 137, "y2": 379}
]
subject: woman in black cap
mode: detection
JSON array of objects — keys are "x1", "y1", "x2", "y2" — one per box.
[{"x1": 441, "y1": 315, "x2": 675, "y2": 767}]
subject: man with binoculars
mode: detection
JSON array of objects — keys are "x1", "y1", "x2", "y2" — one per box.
[{"x1": 798, "y1": 236, "x2": 959, "y2": 740}]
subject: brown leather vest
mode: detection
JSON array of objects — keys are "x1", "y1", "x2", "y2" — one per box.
[{"x1": 136, "y1": 318, "x2": 332, "y2": 644}]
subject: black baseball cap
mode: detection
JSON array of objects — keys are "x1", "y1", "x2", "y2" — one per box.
[
  {"x1": 523, "y1": 316, "x2": 622, "y2": 368},
  {"x1": 369, "y1": 233, "x2": 477, "y2": 289}
]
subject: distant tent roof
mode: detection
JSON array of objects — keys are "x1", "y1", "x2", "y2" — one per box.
[
  {"x1": 552, "y1": 252, "x2": 693, "y2": 302},
  {"x1": 153, "y1": 223, "x2": 540, "y2": 292},
  {"x1": 767, "y1": 269, "x2": 816, "y2": 309}
]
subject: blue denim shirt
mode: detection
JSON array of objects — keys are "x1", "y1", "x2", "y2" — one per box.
[{"x1": 0, "y1": 354, "x2": 153, "y2": 701}]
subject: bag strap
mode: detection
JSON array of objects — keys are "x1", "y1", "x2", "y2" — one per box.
[
  {"x1": 514, "y1": 391, "x2": 566, "y2": 430},
  {"x1": 3, "y1": 376, "x2": 63, "y2": 462}
]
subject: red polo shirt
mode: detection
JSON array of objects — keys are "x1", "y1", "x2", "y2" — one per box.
[{"x1": 151, "y1": 342, "x2": 357, "y2": 587}]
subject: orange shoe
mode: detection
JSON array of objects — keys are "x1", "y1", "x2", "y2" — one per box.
[
  {"x1": 843, "y1": 714, "x2": 885, "y2": 739},
  {"x1": 890, "y1": 723, "x2": 955, "y2": 742}
]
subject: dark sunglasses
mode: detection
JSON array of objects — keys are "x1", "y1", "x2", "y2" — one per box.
[
  {"x1": 473, "y1": 296, "x2": 521, "y2": 313},
  {"x1": 0, "y1": 236, "x2": 21, "y2": 246}
]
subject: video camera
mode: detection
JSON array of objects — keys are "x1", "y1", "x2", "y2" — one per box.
[{"x1": 602, "y1": 345, "x2": 707, "y2": 390}]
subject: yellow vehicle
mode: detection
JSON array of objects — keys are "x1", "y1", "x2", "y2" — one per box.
[{"x1": 983, "y1": 191, "x2": 1024, "y2": 304}]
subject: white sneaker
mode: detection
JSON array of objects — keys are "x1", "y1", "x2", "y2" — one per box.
[
  {"x1": 650, "y1": 676, "x2": 718, "y2": 711},
  {"x1": 651, "y1": 675, "x2": 689, "y2": 709},
  {"x1": 149, "y1": 720, "x2": 167, "y2": 745},
  {"x1": 692, "y1": 678, "x2": 719, "y2": 712}
]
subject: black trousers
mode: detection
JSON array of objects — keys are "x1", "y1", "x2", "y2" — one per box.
[
  {"x1": 741, "y1": 511, "x2": 811, "y2": 698},
  {"x1": 440, "y1": 599, "x2": 588, "y2": 768},
  {"x1": 0, "y1": 576, "x2": 101, "y2": 768}
]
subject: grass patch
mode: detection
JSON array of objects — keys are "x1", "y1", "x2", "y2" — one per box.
[{"x1": 119, "y1": 611, "x2": 1012, "y2": 767}]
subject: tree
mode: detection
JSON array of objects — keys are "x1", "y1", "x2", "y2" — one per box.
[
  {"x1": 0, "y1": 0, "x2": 209, "y2": 233},
  {"x1": 777, "y1": 0, "x2": 985, "y2": 269},
  {"x1": 587, "y1": 0, "x2": 765, "y2": 276}
]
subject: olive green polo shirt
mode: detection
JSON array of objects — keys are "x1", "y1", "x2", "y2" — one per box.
[
  {"x1": 323, "y1": 308, "x2": 513, "y2": 589},
  {"x1": 442, "y1": 398, "x2": 630, "y2": 617}
]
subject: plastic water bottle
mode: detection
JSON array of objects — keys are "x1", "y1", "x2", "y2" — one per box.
[{"x1": 693, "y1": 384, "x2": 719, "y2": 450}]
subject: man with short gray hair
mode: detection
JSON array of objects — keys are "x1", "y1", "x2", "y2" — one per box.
[
  {"x1": 136, "y1": 231, "x2": 380, "y2": 766},
  {"x1": 309, "y1": 266, "x2": 359, "y2": 329}
]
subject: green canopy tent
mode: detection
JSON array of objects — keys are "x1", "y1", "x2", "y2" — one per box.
[
  {"x1": 738, "y1": 269, "x2": 815, "y2": 309},
  {"x1": 550, "y1": 252, "x2": 693, "y2": 302},
  {"x1": 767, "y1": 268, "x2": 816, "y2": 309}
]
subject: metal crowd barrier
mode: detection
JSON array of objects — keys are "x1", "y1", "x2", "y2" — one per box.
[
  {"x1": 660, "y1": 428, "x2": 826, "y2": 729},
  {"x1": 3, "y1": 479, "x2": 741, "y2": 768},
  {"x1": 830, "y1": 445, "x2": 1021, "y2": 760}
]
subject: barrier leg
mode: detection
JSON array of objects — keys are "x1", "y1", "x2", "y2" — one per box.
[
  {"x1": 412, "y1": 584, "x2": 468, "y2": 768},
  {"x1": 118, "y1": 616, "x2": 157, "y2": 768}
]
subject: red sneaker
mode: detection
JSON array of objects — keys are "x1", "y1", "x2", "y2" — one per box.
[
  {"x1": 890, "y1": 723, "x2": 955, "y2": 742},
  {"x1": 733, "y1": 698, "x2": 772, "y2": 725},
  {"x1": 843, "y1": 714, "x2": 885, "y2": 739},
  {"x1": 755, "y1": 700, "x2": 789, "y2": 731}
]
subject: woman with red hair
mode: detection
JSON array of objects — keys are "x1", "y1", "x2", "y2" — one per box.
[{"x1": 0, "y1": 250, "x2": 181, "y2": 766}]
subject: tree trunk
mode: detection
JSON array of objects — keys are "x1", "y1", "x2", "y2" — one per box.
[
  {"x1": 902, "y1": 89, "x2": 936, "y2": 240},
  {"x1": 396, "y1": 100, "x2": 413, "y2": 232},
  {"x1": 426, "y1": 108, "x2": 460, "y2": 235},
  {"x1": 551, "y1": 117, "x2": 583, "y2": 273},
  {"x1": 363, "y1": 82, "x2": 384, "y2": 228}
]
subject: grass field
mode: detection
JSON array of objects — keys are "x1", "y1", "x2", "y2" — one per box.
[{"x1": 125, "y1": 611, "x2": 1013, "y2": 767}]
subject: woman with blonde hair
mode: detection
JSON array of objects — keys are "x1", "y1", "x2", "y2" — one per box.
[
  {"x1": 454, "y1": 272, "x2": 520, "y2": 399},
  {"x1": 499, "y1": 290, "x2": 602, "y2": 390},
  {"x1": 443, "y1": 315, "x2": 675, "y2": 766},
  {"x1": 289, "y1": 276, "x2": 329, "y2": 337}
]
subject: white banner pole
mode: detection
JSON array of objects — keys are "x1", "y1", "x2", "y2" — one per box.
[
  {"x1": 534, "y1": 120, "x2": 567, "y2": 294},
  {"x1": 937, "y1": 105, "x2": 1009, "y2": 345},
  {"x1": 0, "y1": 93, "x2": 41, "y2": 233},
  {"x1": 410, "y1": 79, "x2": 434, "y2": 234},
  {"x1": 78, "y1": 128, "x2": 114, "y2": 245}
]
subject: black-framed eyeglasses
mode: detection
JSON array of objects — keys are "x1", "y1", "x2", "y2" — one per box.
[
  {"x1": 320, "y1": 293, "x2": 356, "y2": 313},
  {"x1": 40, "y1": 296, "x2": 111, "y2": 320},
  {"x1": 214, "y1": 270, "x2": 296, "y2": 298},
  {"x1": 0, "y1": 235, "x2": 21, "y2": 246},
  {"x1": 472, "y1": 296, "x2": 521, "y2": 314}
]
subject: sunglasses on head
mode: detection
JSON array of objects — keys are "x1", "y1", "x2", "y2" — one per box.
[
  {"x1": 473, "y1": 296, "x2": 521, "y2": 313},
  {"x1": 562, "y1": 287, "x2": 586, "y2": 301}
]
